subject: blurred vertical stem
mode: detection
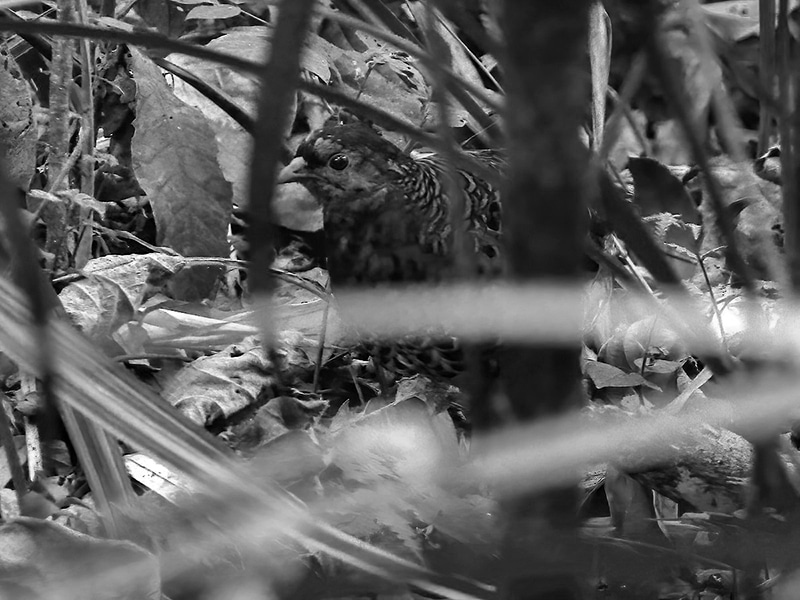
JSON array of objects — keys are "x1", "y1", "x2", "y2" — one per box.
[
  {"x1": 421, "y1": 4, "x2": 471, "y2": 276},
  {"x1": 48, "y1": 0, "x2": 74, "y2": 189},
  {"x1": 778, "y1": 0, "x2": 800, "y2": 290},
  {"x1": 246, "y1": 0, "x2": 316, "y2": 357},
  {"x1": 424, "y1": 2, "x2": 494, "y2": 430},
  {"x1": 499, "y1": 1, "x2": 591, "y2": 598},
  {"x1": 757, "y1": 0, "x2": 776, "y2": 155}
]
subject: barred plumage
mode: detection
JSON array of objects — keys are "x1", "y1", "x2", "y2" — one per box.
[{"x1": 278, "y1": 122, "x2": 502, "y2": 377}]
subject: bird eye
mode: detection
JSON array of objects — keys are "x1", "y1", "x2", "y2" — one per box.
[{"x1": 328, "y1": 153, "x2": 349, "y2": 171}]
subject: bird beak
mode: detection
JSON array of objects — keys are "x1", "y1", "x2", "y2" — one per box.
[{"x1": 277, "y1": 157, "x2": 309, "y2": 184}]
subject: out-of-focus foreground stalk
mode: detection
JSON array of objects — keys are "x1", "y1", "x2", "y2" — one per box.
[{"x1": 498, "y1": 1, "x2": 593, "y2": 599}]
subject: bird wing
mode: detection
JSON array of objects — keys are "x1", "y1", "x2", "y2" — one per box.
[{"x1": 412, "y1": 150, "x2": 504, "y2": 274}]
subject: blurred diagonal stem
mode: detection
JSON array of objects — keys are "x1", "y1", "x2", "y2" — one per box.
[
  {"x1": 0, "y1": 17, "x2": 503, "y2": 183},
  {"x1": 638, "y1": 0, "x2": 755, "y2": 292}
]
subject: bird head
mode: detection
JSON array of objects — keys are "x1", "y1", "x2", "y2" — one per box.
[{"x1": 277, "y1": 123, "x2": 411, "y2": 206}]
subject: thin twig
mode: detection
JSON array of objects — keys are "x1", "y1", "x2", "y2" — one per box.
[
  {"x1": 46, "y1": 120, "x2": 88, "y2": 193},
  {"x1": 697, "y1": 252, "x2": 729, "y2": 352},
  {"x1": 75, "y1": 0, "x2": 95, "y2": 197},
  {"x1": 312, "y1": 280, "x2": 331, "y2": 393}
]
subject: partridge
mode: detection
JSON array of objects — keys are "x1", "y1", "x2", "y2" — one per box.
[{"x1": 278, "y1": 122, "x2": 503, "y2": 377}]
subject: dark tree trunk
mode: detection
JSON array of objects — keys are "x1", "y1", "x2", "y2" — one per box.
[{"x1": 498, "y1": 2, "x2": 593, "y2": 598}]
